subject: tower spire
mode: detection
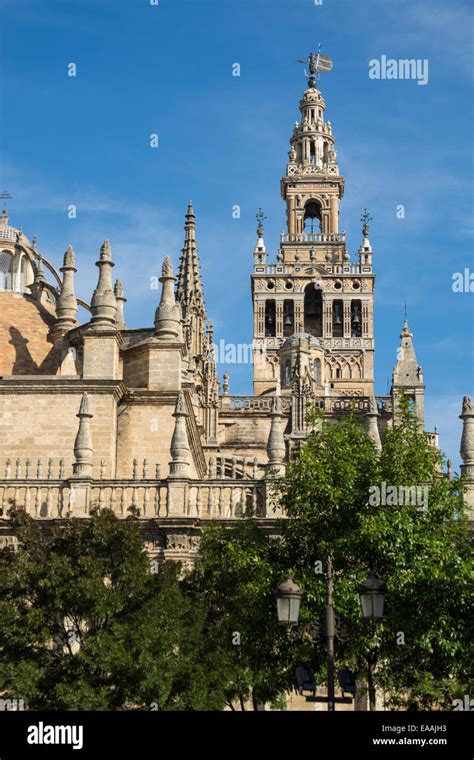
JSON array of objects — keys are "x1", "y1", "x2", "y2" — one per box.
[
  {"x1": 391, "y1": 318, "x2": 425, "y2": 425},
  {"x1": 176, "y1": 201, "x2": 206, "y2": 356}
]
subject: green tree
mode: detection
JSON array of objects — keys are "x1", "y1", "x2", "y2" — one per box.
[
  {"x1": 185, "y1": 519, "x2": 302, "y2": 710},
  {"x1": 276, "y1": 400, "x2": 473, "y2": 710},
  {"x1": 0, "y1": 508, "x2": 229, "y2": 711}
]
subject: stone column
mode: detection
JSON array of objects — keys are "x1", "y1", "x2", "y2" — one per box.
[
  {"x1": 329, "y1": 195, "x2": 338, "y2": 234},
  {"x1": 288, "y1": 196, "x2": 296, "y2": 236},
  {"x1": 460, "y1": 395, "x2": 474, "y2": 514},
  {"x1": 343, "y1": 300, "x2": 351, "y2": 338}
]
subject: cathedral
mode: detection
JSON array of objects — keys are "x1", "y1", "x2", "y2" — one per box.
[{"x1": 0, "y1": 59, "x2": 472, "y2": 561}]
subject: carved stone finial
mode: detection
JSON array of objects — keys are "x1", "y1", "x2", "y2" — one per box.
[
  {"x1": 460, "y1": 395, "x2": 474, "y2": 465},
  {"x1": 100, "y1": 240, "x2": 112, "y2": 261},
  {"x1": 72, "y1": 393, "x2": 93, "y2": 478},
  {"x1": 169, "y1": 391, "x2": 190, "y2": 478},
  {"x1": 162, "y1": 256, "x2": 173, "y2": 277},
  {"x1": 114, "y1": 278, "x2": 127, "y2": 330},
  {"x1": 266, "y1": 396, "x2": 286, "y2": 476},
  {"x1": 154, "y1": 256, "x2": 183, "y2": 341},
  {"x1": 459, "y1": 395, "x2": 474, "y2": 513},
  {"x1": 54, "y1": 245, "x2": 78, "y2": 332},
  {"x1": 366, "y1": 397, "x2": 382, "y2": 454},
  {"x1": 90, "y1": 240, "x2": 117, "y2": 327}
]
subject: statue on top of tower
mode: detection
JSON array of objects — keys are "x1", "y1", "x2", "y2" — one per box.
[
  {"x1": 297, "y1": 47, "x2": 333, "y2": 88},
  {"x1": 361, "y1": 208, "x2": 373, "y2": 239}
]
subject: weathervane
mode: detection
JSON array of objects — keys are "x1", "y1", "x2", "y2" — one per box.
[
  {"x1": 256, "y1": 208, "x2": 266, "y2": 236},
  {"x1": 361, "y1": 209, "x2": 372, "y2": 237},
  {"x1": 297, "y1": 45, "x2": 333, "y2": 87}
]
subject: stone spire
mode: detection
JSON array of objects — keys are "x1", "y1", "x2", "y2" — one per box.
[
  {"x1": 29, "y1": 254, "x2": 48, "y2": 301},
  {"x1": 176, "y1": 202, "x2": 206, "y2": 356},
  {"x1": 459, "y1": 395, "x2": 474, "y2": 512},
  {"x1": 54, "y1": 245, "x2": 78, "y2": 331},
  {"x1": 34, "y1": 254, "x2": 47, "y2": 284},
  {"x1": 169, "y1": 391, "x2": 190, "y2": 478},
  {"x1": 72, "y1": 393, "x2": 93, "y2": 478},
  {"x1": 391, "y1": 318, "x2": 425, "y2": 425},
  {"x1": 266, "y1": 396, "x2": 286, "y2": 476},
  {"x1": 366, "y1": 397, "x2": 382, "y2": 453},
  {"x1": 154, "y1": 256, "x2": 183, "y2": 341},
  {"x1": 114, "y1": 279, "x2": 126, "y2": 330},
  {"x1": 90, "y1": 240, "x2": 117, "y2": 327}
]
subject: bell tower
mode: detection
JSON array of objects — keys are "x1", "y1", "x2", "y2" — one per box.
[{"x1": 251, "y1": 51, "x2": 375, "y2": 399}]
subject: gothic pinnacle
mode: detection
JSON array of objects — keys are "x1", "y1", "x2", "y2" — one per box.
[
  {"x1": 459, "y1": 396, "x2": 474, "y2": 514},
  {"x1": 55, "y1": 245, "x2": 78, "y2": 331},
  {"x1": 366, "y1": 397, "x2": 382, "y2": 454},
  {"x1": 72, "y1": 392, "x2": 93, "y2": 478},
  {"x1": 169, "y1": 390, "x2": 190, "y2": 478},
  {"x1": 114, "y1": 279, "x2": 127, "y2": 330},
  {"x1": 177, "y1": 201, "x2": 205, "y2": 314},
  {"x1": 266, "y1": 396, "x2": 286, "y2": 476},
  {"x1": 90, "y1": 240, "x2": 117, "y2": 327},
  {"x1": 154, "y1": 256, "x2": 183, "y2": 341}
]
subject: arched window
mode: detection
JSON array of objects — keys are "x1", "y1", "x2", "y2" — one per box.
[
  {"x1": 303, "y1": 200, "x2": 322, "y2": 234},
  {"x1": 265, "y1": 300, "x2": 276, "y2": 337},
  {"x1": 19, "y1": 255, "x2": 27, "y2": 292},
  {"x1": 283, "y1": 300, "x2": 294, "y2": 337},
  {"x1": 323, "y1": 142, "x2": 329, "y2": 165},
  {"x1": 304, "y1": 284, "x2": 322, "y2": 337},
  {"x1": 351, "y1": 300, "x2": 362, "y2": 337},
  {"x1": 332, "y1": 299, "x2": 343, "y2": 338},
  {"x1": 313, "y1": 358, "x2": 321, "y2": 384},
  {"x1": 309, "y1": 142, "x2": 316, "y2": 164},
  {"x1": 0, "y1": 250, "x2": 13, "y2": 291}
]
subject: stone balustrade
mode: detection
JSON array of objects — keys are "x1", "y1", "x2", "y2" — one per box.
[
  {"x1": 0, "y1": 453, "x2": 272, "y2": 520},
  {"x1": 0, "y1": 479, "x2": 269, "y2": 520},
  {"x1": 221, "y1": 396, "x2": 391, "y2": 414}
]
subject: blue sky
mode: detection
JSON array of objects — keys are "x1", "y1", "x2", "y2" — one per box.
[{"x1": 0, "y1": 0, "x2": 473, "y2": 468}]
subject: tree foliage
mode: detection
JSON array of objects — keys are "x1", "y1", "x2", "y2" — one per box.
[{"x1": 0, "y1": 509, "x2": 229, "y2": 711}]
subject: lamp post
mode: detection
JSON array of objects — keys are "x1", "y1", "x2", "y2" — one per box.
[
  {"x1": 275, "y1": 566, "x2": 386, "y2": 711},
  {"x1": 274, "y1": 576, "x2": 303, "y2": 630},
  {"x1": 274, "y1": 557, "x2": 338, "y2": 711},
  {"x1": 358, "y1": 571, "x2": 386, "y2": 711}
]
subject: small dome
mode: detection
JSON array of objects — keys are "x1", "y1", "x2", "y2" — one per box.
[
  {"x1": 281, "y1": 332, "x2": 321, "y2": 349},
  {"x1": 0, "y1": 224, "x2": 19, "y2": 243}
]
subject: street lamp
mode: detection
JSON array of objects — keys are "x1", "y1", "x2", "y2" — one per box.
[
  {"x1": 274, "y1": 576, "x2": 302, "y2": 627},
  {"x1": 358, "y1": 571, "x2": 386, "y2": 711},
  {"x1": 358, "y1": 571, "x2": 386, "y2": 621}
]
